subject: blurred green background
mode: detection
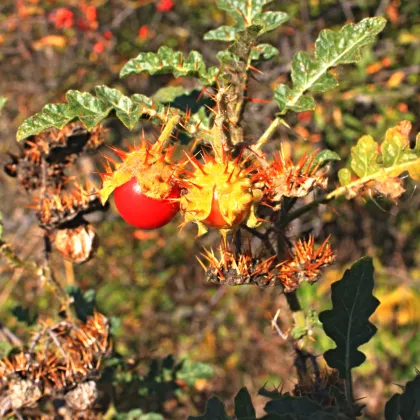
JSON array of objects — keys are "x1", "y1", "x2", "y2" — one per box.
[{"x1": 0, "y1": 0, "x2": 419, "y2": 418}]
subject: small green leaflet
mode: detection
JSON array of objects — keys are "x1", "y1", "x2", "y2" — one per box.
[
  {"x1": 274, "y1": 17, "x2": 386, "y2": 113},
  {"x1": 119, "y1": 46, "x2": 218, "y2": 85},
  {"x1": 204, "y1": 0, "x2": 288, "y2": 42},
  {"x1": 319, "y1": 257, "x2": 380, "y2": 379}
]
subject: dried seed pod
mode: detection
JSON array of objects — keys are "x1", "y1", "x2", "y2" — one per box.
[
  {"x1": 8, "y1": 379, "x2": 42, "y2": 410},
  {"x1": 254, "y1": 149, "x2": 328, "y2": 207},
  {"x1": 65, "y1": 381, "x2": 97, "y2": 412},
  {"x1": 55, "y1": 225, "x2": 98, "y2": 264},
  {"x1": 277, "y1": 236, "x2": 335, "y2": 292},
  {"x1": 198, "y1": 243, "x2": 277, "y2": 287}
]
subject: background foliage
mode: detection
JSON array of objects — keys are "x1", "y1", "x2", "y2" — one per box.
[{"x1": 0, "y1": 0, "x2": 419, "y2": 418}]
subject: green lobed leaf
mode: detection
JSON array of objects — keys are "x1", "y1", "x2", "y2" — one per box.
[
  {"x1": 119, "y1": 46, "x2": 218, "y2": 85},
  {"x1": 384, "y1": 374, "x2": 420, "y2": 420},
  {"x1": 16, "y1": 87, "x2": 167, "y2": 141},
  {"x1": 250, "y1": 43, "x2": 279, "y2": 61},
  {"x1": 234, "y1": 387, "x2": 256, "y2": 420},
  {"x1": 16, "y1": 103, "x2": 75, "y2": 141},
  {"x1": 188, "y1": 396, "x2": 231, "y2": 420},
  {"x1": 319, "y1": 257, "x2": 380, "y2": 379},
  {"x1": 350, "y1": 135, "x2": 381, "y2": 178},
  {"x1": 204, "y1": 0, "x2": 288, "y2": 41},
  {"x1": 338, "y1": 122, "x2": 420, "y2": 196},
  {"x1": 95, "y1": 85, "x2": 141, "y2": 129},
  {"x1": 66, "y1": 90, "x2": 111, "y2": 130},
  {"x1": 274, "y1": 17, "x2": 386, "y2": 114}
]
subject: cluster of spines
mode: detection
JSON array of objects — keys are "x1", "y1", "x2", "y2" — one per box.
[
  {"x1": 0, "y1": 312, "x2": 109, "y2": 413},
  {"x1": 31, "y1": 180, "x2": 100, "y2": 227},
  {"x1": 277, "y1": 236, "x2": 335, "y2": 292},
  {"x1": 254, "y1": 150, "x2": 328, "y2": 205},
  {"x1": 198, "y1": 236, "x2": 335, "y2": 292}
]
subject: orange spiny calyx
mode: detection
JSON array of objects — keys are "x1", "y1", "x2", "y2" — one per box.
[
  {"x1": 180, "y1": 149, "x2": 258, "y2": 234},
  {"x1": 198, "y1": 243, "x2": 277, "y2": 287},
  {"x1": 277, "y1": 236, "x2": 335, "y2": 292},
  {"x1": 99, "y1": 135, "x2": 180, "y2": 205},
  {"x1": 254, "y1": 149, "x2": 328, "y2": 206}
]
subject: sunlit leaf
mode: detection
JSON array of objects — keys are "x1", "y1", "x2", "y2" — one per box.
[
  {"x1": 119, "y1": 47, "x2": 218, "y2": 85},
  {"x1": 95, "y1": 85, "x2": 141, "y2": 129},
  {"x1": 16, "y1": 103, "x2": 74, "y2": 141},
  {"x1": 274, "y1": 18, "x2": 386, "y2": 113},
  {"x1": 66, "y1": 90, "x2": 111, "y2": 130},
  {"x1": 204, "y1": 0, "x2": 288, "y2": 41}
]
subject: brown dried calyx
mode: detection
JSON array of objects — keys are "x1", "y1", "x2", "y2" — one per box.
[
  {"x1": 254, "y1": 149, "x2": 328, "y2": 208},
  {"x1": 198, "y1": 236, "x2": 335, "y2": 292},
  {"x1": 55, "y1": 224, "x2": 98, "y2": 264},
  {"x1": 0, "y1": 312, "x2": 109, "y2": 417}
]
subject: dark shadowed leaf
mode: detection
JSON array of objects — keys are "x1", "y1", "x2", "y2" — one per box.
[
  {"x1": 319, "y1": 257, "x2": 380, "y2": 379},
  {"x1": 188, "y1": 396, "x2": 231, "y2": 420},
  {"x1": 385, "y1": 374, "x2": 420, "y2": 420},
  {"x1": 234, "y1": 387, "x2": 256, "y2": 419}
]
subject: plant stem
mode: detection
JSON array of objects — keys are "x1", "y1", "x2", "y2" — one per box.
[
  {"x1": 345, "y1": 369, "x2": 355, "y2": 412},
  {"x1": 254, "y1": 117, "x2": 288, "y2": 150}
]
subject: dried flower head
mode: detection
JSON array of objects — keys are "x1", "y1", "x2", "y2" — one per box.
[
  {"x1": 277, "y1": 236, "x2": 335, "y2": 292},
  {"x1": 34, "y1": 180, "x2": 103, "y2": 229},
  {"x1": 254, "y1": 150, "x2": 328, "y2": 207},
  {"x1": 198, "y1": 243, "x2": 277, "y2": 287},
  {"x1": 55, "y1": 224, "x2": 98, "y2": 263},
  {"x1": 0, "y1": 312, "x2": 109, "y2": 417}
]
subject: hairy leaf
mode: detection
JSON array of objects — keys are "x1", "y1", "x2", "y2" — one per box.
[
  {"x1": 188, "y1": 396, "x2": 231, "y2": 420},
  {"x1": 66, "y1": 90, "x2": 111, "y2": 129},
  {"x1": 119, "y1": 47, "x2": 218, "y2": 85},
  {"x1": 16, "y1": 87, "x2": 170, "y2": 140},
  {"x1": 17, "y1": 103, "x2": 75, "y2": 141},
  {"x1": 234, "y1": 387, "x2": 256, "y2": 419},
  {"x1": 204, "y1": 0, "x2": 288, "y2": 41},
  {"x1": 250, "y1": 43, "x2": 279, "y2": 61},
  {"x1": 319, "y1": 257, "x2": 380, "y2": 379},
  {"x1": 95, "y1": 85, "x2": 141, "y2": 129},
  {"x1": 384, "y1": 374, "x2": 420, "y2": 420},
  {"x1": 274, "y1": 18, "x2": 386, "y2": 113}
]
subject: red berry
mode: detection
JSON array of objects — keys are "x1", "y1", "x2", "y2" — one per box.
[
  {"x1": 156, "y1": 0, "x2": 174, "y2": 13},
  {"x1": 114, "y1": 177, "x2": 180, "y2": 230}
]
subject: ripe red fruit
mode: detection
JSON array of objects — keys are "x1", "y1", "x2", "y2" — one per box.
[{"x1": 114, "y1": 177, "x2": 180, "y2": 230}]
